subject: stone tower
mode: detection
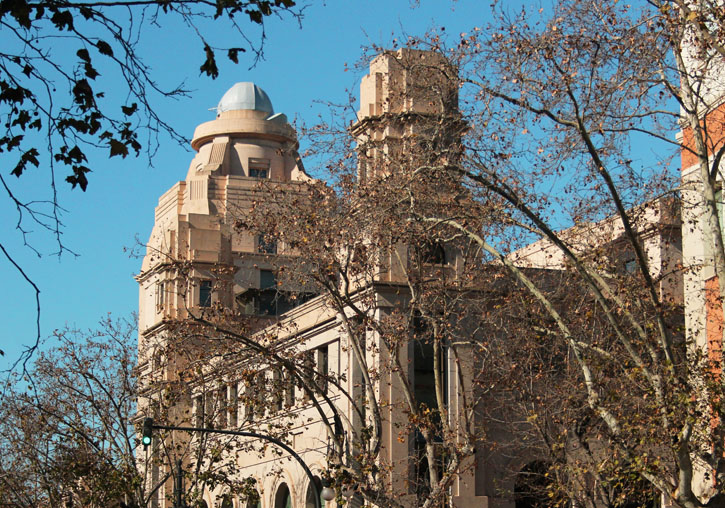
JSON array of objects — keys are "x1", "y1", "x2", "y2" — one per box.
[
  {"x1": 350, "y1": 48, "x2": 465, "y2": 283},
  {"x1": 137, "y1": 82, "x2": 311, "y2": 360}
]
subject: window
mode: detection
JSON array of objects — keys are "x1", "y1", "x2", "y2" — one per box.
[
  {"x1": 193, "y1": 395, "x2": 204, "y2": 428},
  {"x1": 274, "y1": 483, "x2": 292, "y2": 508},
  {"x1": 624, "y1": 258, "x2": 638, "y2": 274},
  {"x1": 421, "y1": 241, "x2": 446, "y2": 265},
  {"x1": 155, "y1": 281, "x2": 166, "y2": 310},
  {"x1": 216, "y1": 386, "x2": 227, "y2": 428},
  {"x1": 260, "y1": 270, "x2": 275, "y2": 289},
  {"x1": 244, "y1": 380, "x2": 256, "y2": 422},
  {"x1": 300, "y1": 351, "x2": 315, "y2": 402},
  {"x1": 199, "y1": 280, "x2": 212, "y2": 308},
  {"x1": 243, "y1": 480, "x2": 262, "y2": 508},
  {"x1": 305, "y1": 477, "x2": 323, "y2": 508},
  {"x1": 259, "y1": 270, "x2": 277, "y2": 315},
  {"x1": 205, "y1": 392, "x2": 214, "y2": 428},
  {"x1": 272, "y1": 368, "x2": 284, "y2": 412},
  {"x1": 316, "y1": 345, "x2": 329, "y2": 393},
  {"x1": 283, "y1": 370, "x2": 295, "y2": 408},
  {"x1": 228, "y1": 383, "x2": 238, "y2": 428},
  {"x1": 258, "y1": 234, "x2": 277, "y2": 254},
  {"x1": 249, "y1": 157, "x2": 270, "y2": 178}
]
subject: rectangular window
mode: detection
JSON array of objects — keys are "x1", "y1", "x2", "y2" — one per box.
[
  {"x1": 216, "y1": 387, "x2": 227, "y2": 429},
  {"x1": 258, "y1": 234, "x2": 277, "y2": 254},
  {"x1": 155, "y1": 281, "x2": 166, "y2": 309},
  {"x1": 205, "y1": 392, "x2": 214, "y2": 428},
  {"x1": 260, "y1": 270, "x2": 275, "y2": 289},
  {"x1": 249, "y1": 157, "x2": 270, "y2": 178},
  {"x1": 255, "y1": 375, "x2": 267, "y2": 419},
  {"x1": 300, "y1": 351, "x2": 314, "y2": 402},
  {"x1": 317, "y1": 345, "x2": 329, "y2": 393},
  {"x1": 258, "y1": 270, "x2": 277, "y2": 316},
  {"x1": 199, "y1": 280, "x2": 212, "y2": 308},
  {"x1": 272, "y1": 369, "x2": 284, "y2": 412},
  {"x1": 284, "y1": 370, "x2": 295, "y2": 408},
  {"x1": 413, "y1": 334, "x2": 447, "y2": 411},
  {"x1": 243, "y1": 381, "x2": 254, "y2": 423},
  {"x1": 228, "y1": 384, "x2": 238, "y2": 428},
  {"x1": 194, "y1": 395, "x2": 204, "y2": 429}
]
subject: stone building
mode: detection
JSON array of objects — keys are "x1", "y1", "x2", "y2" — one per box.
[
  {"x1": 137, "y1": 47, "x2": 689, "y2": 508},
  {"x1": 137, "y1": 49, "x2": 488, "y2": 508}
]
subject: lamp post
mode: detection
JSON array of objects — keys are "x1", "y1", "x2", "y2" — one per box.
[{"x1": 143, "y1": 420, "x2": 326, "y2": 508}]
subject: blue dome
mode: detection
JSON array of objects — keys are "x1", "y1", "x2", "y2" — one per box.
[{"x1": 216, "y1": 82, "x2": 274, "y2": 114}]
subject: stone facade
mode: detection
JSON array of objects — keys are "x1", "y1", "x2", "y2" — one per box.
[
  {"x1": 137, "y1": 50, "x2": 487, "y2": 508},
  {"x1": 137, "y1": 47, "x2": 692, "y2": 508}
]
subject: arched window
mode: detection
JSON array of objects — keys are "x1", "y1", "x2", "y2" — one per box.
[
  {"x1": 420, "y1": 241, "x2": 446, "y2": 265},
  {"x1": 241, "y1": 479, "x2": 261, "y2": 508},
  {"x1": 305, "y1": 476, "x2": 323, "y2": 508},
  {"x1": 274, "y1": 483, "x2": 292, "y2": 508},
  {"x1": 245, "y1": 490, "x2": 261, "y2": 508},
  {"x1": 220, "y1": 494, "x2": 233, "y2": 508}
]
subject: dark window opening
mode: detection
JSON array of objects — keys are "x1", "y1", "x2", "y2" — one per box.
[
  {"x1": 283, "y1": 370, "x2": 295, "y2": 407},
  {"x1": 624, "y1": 258, "x2": 638, "y2": 274},
  {"x1": 199, "y1": 280, "x2": 212, "y2": 307},
  {"x1": 216, "y1": 386, "x2": 227, "y2": 428},
  {"x1": 412, "y1": 430, "x2": 448, "y2": 506},
  {"x1": 249, "y1": 157, "x2": 270, "y2": 179},
  {"x1": 305, "y1": 477, "x2": 323, "y2": 508},
  {"x1": 258, "y1": 235, "x2": 277, "y2": 254},
  {"x1": 237, "y1": 271, "x2": 315, "y2": 318},
  {"x1": 272, "y1": 368, "x2": 284, "y2": 412},
  {"x1": 421, "y1": 241, "x2": 446, "y2": 265},
  {"x1": 242, "y1": 479, "x2": 262, "y2": 508},
  {"x1": 413, "y1": 333, "x2": 447, "y2": 412},
  {"x1": 274, "y1": 483, "x2": 292, "y2": 508},
  {"x1": 228, "y1": 384, "x2": 238, "y2": 428},
  {"x1": 316, "y1": 345, "x2": 329, "y2": 393}
]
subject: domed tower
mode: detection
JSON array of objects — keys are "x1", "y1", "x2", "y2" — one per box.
[
  {"x1": 136, "y1": 82, "x2": 313, "y2": 507},
  {"x1": 137, "y1": 81, "x2": 311, "y2": 382}
]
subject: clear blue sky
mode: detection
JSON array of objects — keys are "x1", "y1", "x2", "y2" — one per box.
[{"x1": 0, "y1": 1, "x2": 497, "y2": 369}]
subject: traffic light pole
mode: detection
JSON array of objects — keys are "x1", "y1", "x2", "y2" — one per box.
[{"x1": 149, "y1": 422, "x2": 322, "y2": 508}]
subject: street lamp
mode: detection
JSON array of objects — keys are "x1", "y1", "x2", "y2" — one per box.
[{"x1": 320, "y1": 478, "x2": 336, "y2": 502}]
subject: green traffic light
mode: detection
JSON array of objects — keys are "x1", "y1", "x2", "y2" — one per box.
[{"x1": 142, "y1": 417, "x2": 154, "y2": 449}]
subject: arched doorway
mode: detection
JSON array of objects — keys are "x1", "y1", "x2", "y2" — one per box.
[
  {"x1": 305, "y1": 476, "x2": 323, "y2": 508},
  {"x1": 274, "y1": 483, "x2": 292, "y2": 508},
  {"x1": 220, "y1": 494, "x2": 234, "y2": 508}
]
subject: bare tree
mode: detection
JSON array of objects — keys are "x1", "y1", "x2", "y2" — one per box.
[
  {"x1": 378, "y1": 1, "x2": 725, "y2": 507},
  {"x1": 0, "y1": 316, "x2": 257, "y2": 508}
]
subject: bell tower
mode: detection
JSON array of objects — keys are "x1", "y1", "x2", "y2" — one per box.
[{"x1": 350, "y1": 49, "x2": 466, "y2": 283}]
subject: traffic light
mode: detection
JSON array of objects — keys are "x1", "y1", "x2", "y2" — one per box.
[{"x1": 142, "y1": 417, "x2": 154, "y2": 449}]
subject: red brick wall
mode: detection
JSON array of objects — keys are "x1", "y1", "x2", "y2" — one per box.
[{"x1": 681, "y1": 103, "x2": 725, "y2": 170}]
